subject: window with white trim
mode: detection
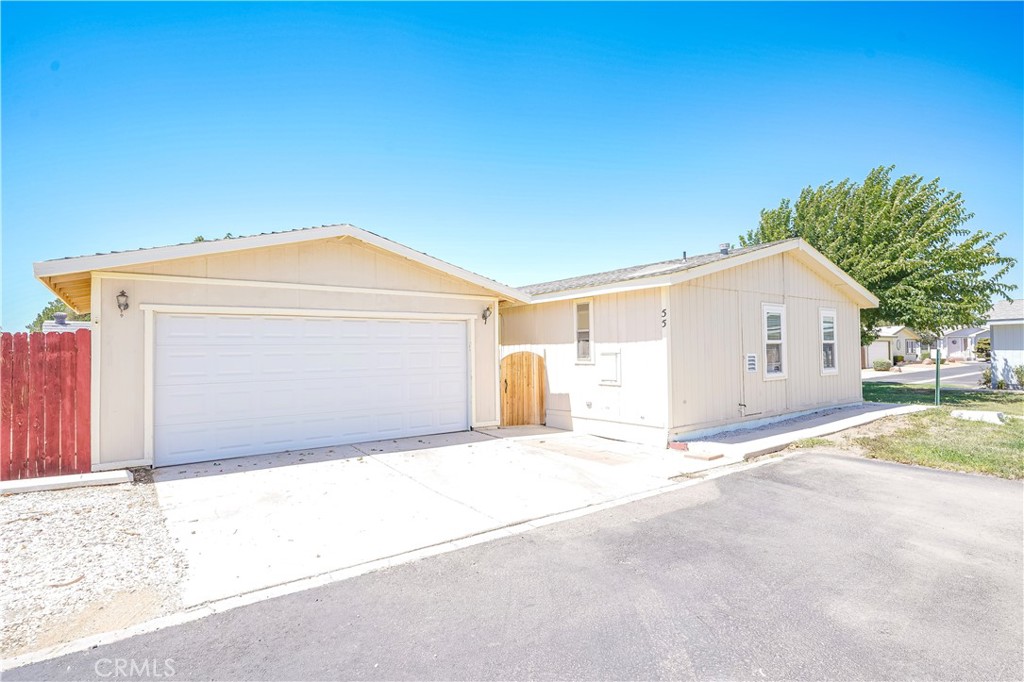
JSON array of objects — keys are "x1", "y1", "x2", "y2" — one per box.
[
  {"x1": 575, "y1": 301, "x2": 592, "y2": 362},
  {"x1": 820, "y1": 308, "x2": 837, "y2": 374},
  {"x1": 763, "y1": 303, "x2": 786, "y2": 378}
]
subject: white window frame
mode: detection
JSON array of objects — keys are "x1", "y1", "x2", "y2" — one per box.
[
  {"x1": 819, "y1": 307, "x2": 838, "y2": 375},
  {"x1": 762, "y1": 303, "x2": 787, "y2": 380},
  {"x1": 574, "y1": 299, "x2": 594, "y2": 364}
]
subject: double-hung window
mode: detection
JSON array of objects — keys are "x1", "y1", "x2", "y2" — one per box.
[
  {"x1": 575, "y1": 300, "x2": 592, "y2": 363},
  {"x1": 763, "y1": 303, "x2": 786, "y2": 379},
  {"x1": 820, "y1": 308, "x2": 838, "y2": 374}
]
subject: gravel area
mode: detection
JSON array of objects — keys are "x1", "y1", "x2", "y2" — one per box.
[{"x1": 0, "y1": 472, "x2": 186, "y2": 658}]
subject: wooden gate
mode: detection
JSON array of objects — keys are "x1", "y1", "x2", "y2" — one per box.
[
  {"x1": 500, "y1": 351, "x2": 546, "y2": 426},
  {"x1": 0, "y1": 329, "x2": 91, "y2": 480}
]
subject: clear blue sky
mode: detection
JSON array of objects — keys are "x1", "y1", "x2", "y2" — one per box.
[{"x1": 2, "y1": 2, "x2": 1021, "y2": 330}]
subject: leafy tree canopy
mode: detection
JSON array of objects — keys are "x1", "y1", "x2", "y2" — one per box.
[
  {"x1": 739, "y1": 166, "x2": 1017, "y2": 342},
  {"x1": 26, "y1": 299, "x2": 90, "y2": 332}
]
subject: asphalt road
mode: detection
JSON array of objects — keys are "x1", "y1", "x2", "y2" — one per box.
[
  {"x1": 8, "y1": 452, "x2": 1023, "y2": 681},
  {"x1": 863, "y1": 361, "x2": 987, "y2": 387}
]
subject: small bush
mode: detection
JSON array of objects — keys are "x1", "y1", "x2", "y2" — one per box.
[
  {"x1": 873, "y1": 359, "x2": 893, "y2": 371},
  {"x1": 980, "y1": 368, "x2": 992, "y2": 387},
  {"x1": 997, "y1": 380, "x2": 1007, "y2": 390},
  {"x1": 893, "y1": 355, "x2": 905, "y2": 364},
  {"x1": 976, "y1": 337, "x2": 991, "y2": 360},
  {"x1": 1014, "y1": 365, "x2": 1024, "y2": 388}
]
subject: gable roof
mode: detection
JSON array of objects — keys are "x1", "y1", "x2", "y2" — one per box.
[
  {"x1": 875, "y1": 325, "x2": 907, "y2": 338},
  {"x1": 34, "y1": 224, "x2": 528, "y2": 311},
  {"x1": 875, "y1": 325, "x2": 923, "y2": 340},
  {"x1": 941, "y1": 326, "x2": 989, "y2": 339},
  {"x1": 986, "y1": 299, "x2": 1024, "y2": 323},
  {"x1": 519, "y1": 238, "x2": 879, "y2": 308}
]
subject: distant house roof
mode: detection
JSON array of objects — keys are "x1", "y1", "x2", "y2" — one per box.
[
  {"x1": 986, "y1": 299, "x2": 1024, "y2": 323},
  {"x1": 41, "y1": 319, "x2": 91, "y2": 332},
  {"x1": 941, "y1": 326, "x2": 989, "y2": 339},
  {"x1": 518, "y1": 238, "x2": 879, "y2": 308},
  {"x1": 875, "y1": 325, "x2": 920, "y2": 339}
]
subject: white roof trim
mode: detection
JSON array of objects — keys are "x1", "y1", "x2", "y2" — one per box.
[
  {"x1": 33, "y1": 224, "x2": 527, "y2": 303},
  {"x1": 529, "y1": 239, "x2": 879, "y2": 308}
]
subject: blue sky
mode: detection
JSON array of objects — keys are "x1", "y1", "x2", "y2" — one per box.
[{"x1": 2, "y1": 1, "x2": 1021, "y2": 330}]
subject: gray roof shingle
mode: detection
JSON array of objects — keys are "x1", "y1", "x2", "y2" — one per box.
[
  {"x1": 987, "y1": 299, "x2": 1024, "y2": 322},
  {"x1": 518, "y1": 239, "x2": 796, "y2": 296}
]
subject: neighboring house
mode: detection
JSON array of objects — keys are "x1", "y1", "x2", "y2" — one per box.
[
  {"x1": 864, "y1": 326, "x2": 921, "y2": 366},
  {"x1": 41, "y1": 312, "x2": 92, "y2": 333},
  {"x1": 34, "y1": 225, "x2": 526, "y2": 470},
  {"x1": 987, "y1": 299, "x2": 1023, "y2": 388},
  {"x1": 501, "y1": 239, "x2": 878, "y2": 445},
  {"x1": 936, "y1": 326, "x2": 989, "y2": 361},
  {"x1": 34, "y1": 227, "x2": 878, "y2": 468}
]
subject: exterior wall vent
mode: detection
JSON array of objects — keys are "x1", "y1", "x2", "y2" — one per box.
[{"x1": 745, "y1": 353, "x2": 757, "y2": 373}]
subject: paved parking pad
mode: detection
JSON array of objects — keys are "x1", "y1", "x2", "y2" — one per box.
[{"x1": 153, "y1": 430, "x2": 733, "y2": 606}]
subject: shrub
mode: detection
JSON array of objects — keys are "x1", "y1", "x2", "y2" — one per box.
[
  {"x1": 872, "y1": 359, "x2": 893, "y2": 371},
  {"x1": 979, "y1": 368, "x2": 992, "y2": 387},
  {"x1": 976, "y1": 337, "x2": 991, "y2": 360},
  {"x1": 1014, "y1": 365, "x2": 1024, "y2": 388},
  {"x1": 997, "y1": 380, "x2": 1007, "y2": 390},
  {"x1": 892, "y1": 355, "x2": 905, "y2": 364}
]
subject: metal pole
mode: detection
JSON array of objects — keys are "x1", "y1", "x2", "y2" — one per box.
[{"x1": 935, "y1": 345, "x2": 941, "y2": 406}]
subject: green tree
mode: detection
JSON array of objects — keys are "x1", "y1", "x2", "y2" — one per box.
[
  {"x1": 26, "y1": 299, "x2": 90, "y2": 332},
  {"x1": 739, "y1": 166, "x2": 1017, "y2": 343}
]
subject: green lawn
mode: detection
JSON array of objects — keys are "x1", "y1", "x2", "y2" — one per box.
[
  {"x1": 854, "y1": 408, "x2": 1024, "y2": 479},
  {"x1": 863, "y1": 382, "x2": 1024, "y2": 416}
]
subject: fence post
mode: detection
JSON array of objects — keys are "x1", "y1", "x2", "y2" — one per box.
[
  {"x1": 1, "y1": 334, "x2": 14, "y2": 480},
  {"x1": 11, "y1": 334, "x2": 30, "y2": 479},
  {"x1": 75, "y1": 328, "x2": 92, "y2": 473},
  {"x1": 44, "y1": 332, "x2": 62, "y2": 479},
  {"x1": 60, "y1": 332, "x2": 76, "y2": 474},
  {"x1": 29, "y1": 333, "x2": 47, "y2": 476}
]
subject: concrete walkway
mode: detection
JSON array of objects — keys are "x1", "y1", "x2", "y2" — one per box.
[{"x1": 677, "y1": 402, "x2": 930, "y2": 459}]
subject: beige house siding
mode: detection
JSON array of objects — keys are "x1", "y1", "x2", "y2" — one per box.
[
  {"x1": 669, "y1": 253, "x2": 861, "y2": 435},
  {"x1": 500, "y1": 288, "x2": 668, "y2": 444},
  {"x1": 92, "y1": 237, "x2": 500, "y2": 468}
]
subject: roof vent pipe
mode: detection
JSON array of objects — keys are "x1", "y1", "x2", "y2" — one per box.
[
  {"x1": 53, "y1": 312, "x2": 68, "y2": 326},
  {"x1": 719, "y1": 243, "x2": 730, "y2": 255},
  {"x1": 683, "y1": 251, "x2": 687, "y2": 261}
]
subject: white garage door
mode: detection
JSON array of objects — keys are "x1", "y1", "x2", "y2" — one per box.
[
  {"x1": 154, "y1": 314, "x2": 469, "y2": 467},
  {"x1": 868, "y1": 340, "x2": 891, "y2": 364}
]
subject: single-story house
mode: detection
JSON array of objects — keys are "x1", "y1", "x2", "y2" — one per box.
[
  {"x1": 863, "y1": 326, "x2": 921, "y2": 366},
  {"x1": 500, "y1": 239, "x2": 878, "y2": 445},
  {"x1": 936, "y1": 326, "x2": 989, "y2": 361},
  {"x1": 34, "y1": 226, "x2": 878, "y2": 468},
  {"x1": 34, "y1": 225, "x2": 526, "y2": 469},
  {"x1": 987, "y1": 299, "x2": 1023, "y2": 388}
]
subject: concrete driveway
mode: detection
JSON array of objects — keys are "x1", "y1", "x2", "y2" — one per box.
[
  {"x1": 15, "y1": 450, "x2": 1022, "y2": 681},
  {"x1": 153, "y1": 429, "x2": 729, "y2": 607}
]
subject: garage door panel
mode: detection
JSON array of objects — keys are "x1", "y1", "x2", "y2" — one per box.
[{"x1": 154, "y1": 315, "x2": 470, "y2": 466}]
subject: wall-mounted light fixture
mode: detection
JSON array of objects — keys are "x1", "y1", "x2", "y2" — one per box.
[
  {"x1": 116, "y1": 290, "x2": 129, "y2": 317},
  {"x1": 482, "y1": 306, "x2": 492, "y2": 324}
]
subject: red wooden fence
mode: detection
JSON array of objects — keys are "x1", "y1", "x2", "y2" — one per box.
[{"x1": 0, "y1": 329, "x2": 91, "y2": 480}]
